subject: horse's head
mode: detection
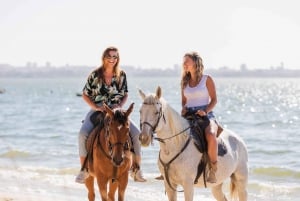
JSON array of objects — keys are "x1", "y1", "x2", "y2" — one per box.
[
  {"x1": 104, "y1": 103, "x2": 134, "y2": 166},
  {"x1": 138, "y1": 86, "x2": 163, "y2": 147}
]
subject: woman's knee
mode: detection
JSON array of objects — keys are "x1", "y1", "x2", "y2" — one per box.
[{"x1": 206, "y1": 121, "x2": 217, "y2": 135}]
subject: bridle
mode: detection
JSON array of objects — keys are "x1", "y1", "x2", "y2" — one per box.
[
  {"x1": 140, "y1": 102, "x2": 164, "y2": 137},
  {"x1": 106, "y1": 125, "x2": 129, "y2": 156},
  {"x1": 98, "y1": 121, "x2": 129, "y2": 162},
  {"x1": 140, "y1": 101, "x2": 191, "y2": 144}
]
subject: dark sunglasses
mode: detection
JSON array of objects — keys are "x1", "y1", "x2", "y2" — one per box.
[{"x1": 105, "y1": 55, "x2": 118, "y2": 60}]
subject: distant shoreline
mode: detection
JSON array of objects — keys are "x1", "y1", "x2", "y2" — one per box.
[{"x1": 0, "y1": 64, "x2": 299, "y2": 78}]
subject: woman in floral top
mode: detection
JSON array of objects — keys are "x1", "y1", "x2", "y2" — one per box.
[{"x1": 75, "y1": 47, "x2": 146, "y2": 183}]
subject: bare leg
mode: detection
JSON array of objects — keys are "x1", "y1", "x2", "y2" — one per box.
[
  {"x1": 205, "y1": 120, "x2": 218, "y2": 183},
  {"x1": 205, "y1": 120, "x2": 218, "y2": 163}
]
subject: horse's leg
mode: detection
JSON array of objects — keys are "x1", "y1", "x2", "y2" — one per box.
[
  {"x1": 116, "y1": 173, "x2": 129, "y2": 201},
  {"x1": 85, "y1": 176, "x2": 95, "y2": 201},
  {"x1": 97, "y1": 176, "x2": 109, "y2": 201},
  {"x1": 164, "y1": 181, "x2": 178, "y2": 201},
  {"x1": 211, "y1": 183, "x2": 227, "y2": 201},
  {"x1": 182, "y1": 180, "x2": 194, "y2": 201},
  {"x1": 108, "y1": 179, "x2": 118, "y2": 201},
  {"x1": 231, "y1": 166, "x2": 248, "y2": 201}
]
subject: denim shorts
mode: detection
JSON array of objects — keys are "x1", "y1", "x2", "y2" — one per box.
[{"x1": 186, "y1": 105, "x2": 216, "y2": 121}]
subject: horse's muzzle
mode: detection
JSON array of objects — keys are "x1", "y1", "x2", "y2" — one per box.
[
  {"x1": 112, "y1": 157, "x2": 124, "y2": 167},
  {"x1": 139, "y1": 133, "x2": 151, "y2": 147}
]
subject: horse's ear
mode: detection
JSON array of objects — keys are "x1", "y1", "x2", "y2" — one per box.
[
  {"x1": 156, "y1": 86, "x2": 162, "y2": 99},
  {"x1": 125, "y1": 102, "x2": 134, "y2": 117},
  {"x1": 104, "y1": 104, "x2": 114, "y2": 117},
  {"x1": 138, "y1": 88, "x2": 146, "y2": 100}
]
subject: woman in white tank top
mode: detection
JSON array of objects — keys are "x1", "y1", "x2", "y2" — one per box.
[{"x1": 180, "y1": 51, "x2": 218, "y2": 183}]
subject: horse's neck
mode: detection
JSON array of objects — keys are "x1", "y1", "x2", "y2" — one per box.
[{"x1": 157, "y1": 103, "x2": 190, "y2": 154}]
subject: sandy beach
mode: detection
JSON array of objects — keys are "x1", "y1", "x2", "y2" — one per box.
[
  {"x1": 0, "y1": 169, "x2": 216, "y2": 201},
  {"x1": 0, "y1": 179, "x2": 215, "y2": 201}
]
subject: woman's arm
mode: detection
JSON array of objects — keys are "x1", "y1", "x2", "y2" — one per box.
[
  {"x1": 82, "y1": 93, "x2": 104, "y2": 111},
  {"x1": 111, "y1": 93, "x2": 128, "y2": 109},
  {"x1": 205, "y1": 75, "x2": 217, "y2": 113},
  {"x1": 181, "y1": 88, "x2": 187, "y2": 116}
]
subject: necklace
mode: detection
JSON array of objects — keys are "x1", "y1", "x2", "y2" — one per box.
[{"x1": 104, "y1": 71, "x2": 113, "y2": 85}]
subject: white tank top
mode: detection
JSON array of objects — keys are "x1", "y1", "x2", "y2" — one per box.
[{"x1": 183, "y1": 74, "x2": 210, "y2": 107}]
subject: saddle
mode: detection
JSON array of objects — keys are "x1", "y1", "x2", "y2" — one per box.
[
  {"x1": 86, "y1": 111, "x2": 132, "y2": 166},
  {"x1": 90, "y1": 111, "x2": 105, "y2": 127},
  {"x1": 183, "y1": 112, "x2": 226, "y2": 186},
  {"x1": 85, "y1": 111, "x2": 106, "y2": 167}
]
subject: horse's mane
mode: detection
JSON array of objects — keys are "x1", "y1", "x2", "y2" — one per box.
[
  {"x1": 112, "y1": 109, "x2": 128, "y2": 125},
  {"x1": 143, "y1": 94, "x2": 190, "y2": 144},
  {"x1": 143, "y1": 93, "x2": 158, "y2": 105},
  {"x1": 160, "y1": 98, "x2": 190, "y2": 135}
]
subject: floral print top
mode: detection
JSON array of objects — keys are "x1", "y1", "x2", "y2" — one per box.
[{"x1": 82, "y1": 68, "x2": 128, "y2": 107}]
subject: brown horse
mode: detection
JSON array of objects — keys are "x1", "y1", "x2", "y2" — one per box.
[{"x1": 85, "y1": 103, "x2": 134, "y2": 201}]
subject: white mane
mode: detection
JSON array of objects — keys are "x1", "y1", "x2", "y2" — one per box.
[{"x1": 159, "y1": 98, "x2": 190, "y2": 145}]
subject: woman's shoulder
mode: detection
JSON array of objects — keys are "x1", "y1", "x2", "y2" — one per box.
[
  {"x1": 88, "y1": 67, "x2": 101, "y2": 76},
  {"x1": 203, "y1": 74, "x2": 214, "y2": 80},
  {"x1": 204, "y1": 74, "x2": 216, "y2": 86},
  {"x1": 119, "y1": 69, "x2": 127, "y2": 76}
]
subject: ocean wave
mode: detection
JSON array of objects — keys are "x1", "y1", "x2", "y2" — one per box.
[
  {"x1": 0, "y1": 150, "x2": 30, "y2": 158},
  {"x1": 15, "y1": 166, "x2": 79, "y2": 175},
  {"x1": 252, "y1": 167, "x2": 300, "y2": 179}
]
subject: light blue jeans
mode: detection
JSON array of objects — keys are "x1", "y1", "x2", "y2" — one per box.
[{"x1": 78, "y1": 109, "x2": 141, "y2": 157}]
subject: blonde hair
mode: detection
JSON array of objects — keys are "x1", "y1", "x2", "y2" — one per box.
[
  {"x1": 98, "y1": 46, "x2": 121, "y2": 83},
  {"x1": 180, "y1": 51, "x2": 204, "y2": 89}
]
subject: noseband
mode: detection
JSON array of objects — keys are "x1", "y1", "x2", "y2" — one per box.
[{"x1": 140, "y1": 102, "x2": 165, "y2": 136}]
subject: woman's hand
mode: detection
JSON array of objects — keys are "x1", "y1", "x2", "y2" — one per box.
[
  {"x1": 94, "y1": 105, "x2": 104, "y2": 112},
  {"x1": 196, "y1": 110, "x2": 207, "y2": 116}
]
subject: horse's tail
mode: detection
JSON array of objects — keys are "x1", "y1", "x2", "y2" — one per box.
[{"x1": 230, "y1": 174, "x2": 238, "y2": 201}]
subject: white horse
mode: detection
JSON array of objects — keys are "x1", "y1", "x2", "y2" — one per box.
[{"x1": 138, "y1": 86, "x2": 248, "y2": 201}]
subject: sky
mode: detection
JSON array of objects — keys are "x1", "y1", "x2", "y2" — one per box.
[{"x1": 1, "y1": 0, "x2": 300, "y2": 69}]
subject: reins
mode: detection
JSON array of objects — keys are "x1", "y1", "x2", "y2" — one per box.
[{"x1": 154, "y1": 126, "x2": 191, "y2": 143}]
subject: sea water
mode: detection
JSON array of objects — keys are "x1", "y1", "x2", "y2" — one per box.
[{"x1": 0, "y1": 76, "x2": 299, "y2": 201}]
